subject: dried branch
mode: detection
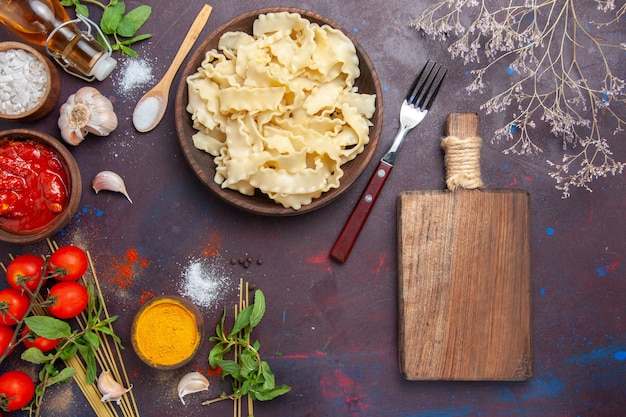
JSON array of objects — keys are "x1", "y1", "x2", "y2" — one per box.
[{"x1": 412, "y1": 0, "x2": 625, "y2": 197}]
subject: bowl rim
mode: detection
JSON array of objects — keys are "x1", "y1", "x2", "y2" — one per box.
[
  {"x1": 0, "y1": 129, "x2": 82, "y2": 244},
  {"x1": 175, "y1": 7, "x2": 383, "y2": 216},
  {"x1": 0, "y1": 41, "x2": 60, "y2": 121},
  {"x1": 131, "y1": 295, "x2": 205, "y2": 370}
]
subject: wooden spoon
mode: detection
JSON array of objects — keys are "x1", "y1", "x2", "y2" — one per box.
[{"x1": 132, "y1": 4, "x2": 212, "y2": 132}]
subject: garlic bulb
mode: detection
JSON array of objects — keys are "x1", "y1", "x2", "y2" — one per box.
[
  {"x1": 92, "y1": 171, "x2": 132, "y2": 203},
  {"x1": 177, "y1": 371, "x2": 210, "y2": 405},
  {"x1": 58, "y1": 86, "x2": 118, "y2": 146},
  {"x1": 97, "y1": 370, "x2": 132, "y2": 404}
]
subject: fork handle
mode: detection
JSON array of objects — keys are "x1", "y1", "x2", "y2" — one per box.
[{"x1": 330, "y1": 160, "x2": 393, "y2": 263}]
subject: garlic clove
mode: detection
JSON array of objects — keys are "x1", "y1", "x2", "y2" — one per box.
[
  {"x1": 58, "y1": 86, "x2": 118, "y2": 146},
  {"x1": 177, "y1": 371, "x2": 210, "y2": 405},
  {"x1": 97, "y1": 370, "x2": 132, "y2": 405},
  {"x1": 92, "y1": 171, "x2": 133, "y2": 203}
]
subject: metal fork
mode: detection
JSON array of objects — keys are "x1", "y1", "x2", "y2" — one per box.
[{"x1": 330, "y1": 61, "x2": 447, "y2": 263}]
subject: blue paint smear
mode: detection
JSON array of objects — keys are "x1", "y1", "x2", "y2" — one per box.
[
  {"x1": 507, "y1": 66, "x2": 515, "y2": 75},
  {"x1": 546, "y1": 227, "x2": 555, "y2": 235},
  {"x1": 596, "y1": 266, "x2": 607, "y2": 277},
  {"x1": 540, "y1": 288, "x2": 546, "y2": 296},
  {"x1": 522, "y1": 376, "x2": 566, "y2": 400},
  {"x1": 503, "y1": 163, "x2": 509, "y2": 170},
  {"x1": 80, "y1": 204, "x2": 104, "y2": 217},
  {"x1": 564, "y1": 346, "x2": 623, "y2": 365},
  {"x1": 615, "y1": 351, "x2": 626, "y2": 361},
  {"x1": 353, "y1": 27, "x2": 358, "y2": 34},
  {"x1": 405, "y1": 405, "x2": 477, "y2": 417}
]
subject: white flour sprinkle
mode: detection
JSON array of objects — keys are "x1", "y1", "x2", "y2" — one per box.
[
  {"x1": 115, "y1": 58, "x2": 155, "y2": 96},
  {"x1": 179, "y1": 258, "x2": 231, "y2": 309}
]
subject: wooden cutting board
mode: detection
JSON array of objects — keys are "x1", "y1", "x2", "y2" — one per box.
[{"x1": 398, "y1": 113, "x2": 532, "y2": 381}]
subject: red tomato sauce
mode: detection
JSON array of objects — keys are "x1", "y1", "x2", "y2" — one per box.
[{"x1": 0, "y1": 139, "x2": 69, "y2": 234}]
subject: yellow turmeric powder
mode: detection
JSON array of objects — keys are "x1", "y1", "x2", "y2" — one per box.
[{"x1": 133, "y1": 299, "x2": 199, "y2": 367}]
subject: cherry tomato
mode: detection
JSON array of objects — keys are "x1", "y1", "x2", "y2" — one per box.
[
  {"x1": 0, "y1": 370, "x2": 35, "y2": 411},
  {"x1": 5, "y1": 254, "x2": 44, "y2": 293},
  {"x1": 0, "y1": 326, "x2": 14, "y2": 358},
  {"x1": 46, "y1": 282, "x2": 88, "y2": 319},
  {"x1": 21, "y1": 326, "x2": 59, "y2": 353},
  {"x1": 0, "y1": 289, "x2": 30, "y2": 326},
  {"x1": 47, "y1": 245, "x2": 88, "y2": 281}
]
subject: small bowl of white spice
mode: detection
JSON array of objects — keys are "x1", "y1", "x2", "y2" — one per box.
[{"x1": 0, "y1": 41, "x2": 61, "y2": 122}]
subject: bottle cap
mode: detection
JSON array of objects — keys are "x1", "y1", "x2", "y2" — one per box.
[{"x1": 91, "y1": 54, "x2": 117, "y2": 81}]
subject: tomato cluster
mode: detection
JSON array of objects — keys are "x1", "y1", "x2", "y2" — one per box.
[{"x1": 0, "y1": 245, "x2": 89, "y2": 412}]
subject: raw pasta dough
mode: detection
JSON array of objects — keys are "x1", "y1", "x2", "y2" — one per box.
[{"x1": 186, "y1": 11, "x2": 376, "y2": 209}]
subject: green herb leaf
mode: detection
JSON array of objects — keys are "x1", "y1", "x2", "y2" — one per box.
[
  {"x1": 59, "y1": 342, "x2": 78, "y2": 360},
  {"x1": 75, "y1": 3, "x2": 89, "y2": 18},
  {"x1": 119, "y1": 44, "x2": 138, "y2": 57},
  {"x1": 82, "y1": 331, "x2": 100, "y2": 350},
  {"x1": 82, "y1": 345, "x2": 97, "y2": 384},
  {"x1": 229, "y1": 305, "x2": 253, "y2": 337},
  {"x1": 240, "y1": 379, "x2": 251, "y2": 396},
  {"x1": 86, "y1": 283, "x2": 96, "y2": 316},
  {"x1": 250, "y1": 290, "x2": 266, "y2": 329},
  {"x1": 120, "y1": 33, "x2": 152, "y2": 45},
  {"x1": 209, "y1": 342, "x2": 230, "y2": 368},
  {"x1": 46, "y1": 367, "x2": 76, "y2": 386},
  {"x1": 253, "y1": 385, "x2": 291, "y2": 401},
  {"x1": 116, "y1": 5, "x2": 152, "y2": 37},
  {"x1": 260, "y1": 361, "x2": 276, "y2": 390},
  {"x1": 40, "y1": 363, "x2": 57, "y2": 381},
  {"x1": 95, "y1": 325, "x2": 123, "y2": 346},
  {"x1": 217, "y1": 359, "x2": 241, "y2": 380},
  {"x1": 24, "y1": 315, "x2": 72, "y2": 339},
  {"x1": 217, "y1": 309, "x2": 227, "y2": 339},
  {"x1": 100, "y1": 2, "x2": 125, "y2": 35},
  {"x1": 239, "y1": 350, "x2": 258, "y2": 378},
  {"x1": 21, "y1": 348, "x2": 53, "y2": 364}
]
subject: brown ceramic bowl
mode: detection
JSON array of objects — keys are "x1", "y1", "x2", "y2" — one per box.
[
  {"x1": 175, "y1": 8, "x2": 383, "y2": 216},
  {"x1": 0, "y1": 129, "x2": 82, "y2": 244},
  {"x1": 131, "y1": 295, "x2": 204, "y2": 370},
  {"x1": 0, "y1": 42, "x2": 61, "y2": 122}
]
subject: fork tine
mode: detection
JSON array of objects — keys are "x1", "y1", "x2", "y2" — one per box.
[
  {"x1": 423, "y1": 67, "x2": 447, "y2": 110},
  {"x1": 405, "y1": 59, "x2": 430, "y2": 103},
  {"x1": 406, "y1": 61, "x2": 446, "y2": 109},
  {"x1": 410, "y1": 65, "x2": 437, "y2": 106}
]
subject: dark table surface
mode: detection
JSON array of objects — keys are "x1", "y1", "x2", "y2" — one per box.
[{"x1": 1, "y1": 1, "x2": 624, "y2": 416}]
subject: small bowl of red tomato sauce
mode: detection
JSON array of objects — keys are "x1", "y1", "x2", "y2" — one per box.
[{"x1": 0, "y1": 129, "x2": 81, "y2": 244}]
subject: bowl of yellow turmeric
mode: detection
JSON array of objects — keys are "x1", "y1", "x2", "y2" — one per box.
[{"x1": 131, "y1": 295, "x2": 204, "y2": 370}]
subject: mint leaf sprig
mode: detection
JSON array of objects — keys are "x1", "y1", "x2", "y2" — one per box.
[
  {"x1": 60, "y1": 0, "x2": 152, "y2": 57},
  {"x1": 204, "y1": 290, "x2": 290, "y2": 411}
]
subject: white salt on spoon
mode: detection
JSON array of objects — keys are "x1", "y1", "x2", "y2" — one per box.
[{"x1": 132, "y1": 4, "x2": 212, "y2": 132}]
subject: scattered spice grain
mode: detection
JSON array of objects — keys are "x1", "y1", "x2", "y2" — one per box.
[
  {"x1": 179, "y1": 258, "x2": 230, "y2": 309},
  {"x1": 115, "y1": 58, "x2": 154, "y2": 96},
  {"x1": 229, "y1": 255, "x2": 263, "y2": 269}
]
